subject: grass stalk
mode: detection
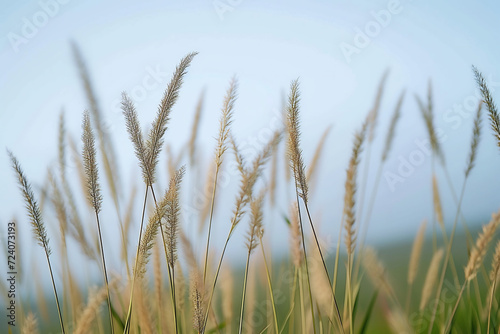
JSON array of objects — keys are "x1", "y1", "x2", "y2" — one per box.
[
  {"x1": 259, "y1": 236, "x2": 279, "y2": 334},
  {"x1": 238, "y1": 249, "x2": 252, "y2": 334}
]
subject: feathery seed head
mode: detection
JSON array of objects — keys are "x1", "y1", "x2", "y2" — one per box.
[
  {"x1": 408, "y1": 219, "x2": 426, "y2": 285},
  {"x1": 473, "y1": 66, "x2": 500, "y2": 150},
  {"x1": 465, "y1": 211, "x2": 500, "y2": 281},
  {"x1": 465, "y1": 101, "x2": 483, "y2": 177},
  {"x1": 420, "y1": 248, "x2": 444, "y2": 310},
  {"x1": 343, "y1": 120, "x2": 368, "y2": 256},
  {"x1": 146, "y1": 52, "x2": 197, "y2": 183},
  {"x1": 286, "y1": 79, "x2": 309, "y2": 203},
  {"x1": 381, "y1": 90, "x2": 405, "y2": 162},
  {"x1": 121, "y1": 92, "x2": 152, "y2": 185},
  {"x1": 164, "y1": 166, "x2": 186, "y2": 267},
  {"x1": 82, "y1": 110, "x2": 102, "y2": 213},
  {"x1": 8, "y1": 150, "x2": 51, "y2": 255}
]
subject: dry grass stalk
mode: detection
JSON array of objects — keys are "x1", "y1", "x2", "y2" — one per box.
[
  {"x1": 9, "y1": 151, "x2": 66, "y2": 333},
  {"x1": 246, "y1": 192, "x2": 265, "y2": 254},
  {"x1": 289, "y1": 201, "x2": 304, "y2": 268},
  {"x1": 202, "y1": 133, "x2": 279, "y2": 331},
  {"x1": 221, "y1": 267, "x2": 234, "y2": 331},
  {"x1": 231, "y1": 131, "x2": 281, "y2": 232},
  {"x1": 135, "y1": 206, "x2": 161, "y2": 278},
  {"x1": 239, "y1": 192, "x2": 265, "y2": 334},
  {"x1": 408, "y1": 220, "x2": 427, "y2": 285},
  {"x1": 198, "y1": 161, "x2": 217, "y2": 229},
  {"x1": 203, "y1": 77, "x2": 238, "y2": 282},
  {"x1": 362, "y1": 247, "x2": 395, "y2": 301},
  {"x1": 242, "y1": 264, "x2": 257, "y2": 332},
  {"x1": 73, "y1": 281, "x2": 117, "y2": 334},
  {"x1": 465, "y1": 101, "x2": 483, "y2": 177},
  {"x1": 21, "y1": 312, "x2": 39, "y2": 334},
  {"x1": 180, "y1": 229, "x2": 198, "y2": 271},
  {"x1": 473, "y1": 66, "x2": 500, "y2": 149},
  {"x1": 175, "y1": 262, "x2": 187, "y2": 310},
  {"x1": 135, "y1": 281, "x2": 154, "y2": 334},
  {"x1": 387, "y1": 308, "x2": 413, "y2": 334},
  {"x1": 58, "y1": 111, "x2": 66, "y2": 177},
  {"x1": 432, "y1": 175, "x2": 444, "y2": 228},
  {"x1": 306, "y1": 125, "x2": 332, "y2": 184},
  {"x1": 465, "y1": 211, "x2": 500, "y2": 281},
  {"x1": 145, "y1": 52, "x2": 197, "y2": 184},
  {"x1": 215, "y1": 77, "x2": 238, "y2": 168},
  {"x1": 486, "y1": 240, "x2": 500, "y2": 333},
  {"x1": 381, "y1": 90, "x2": 405, "y2": 161},
  {"x1": 164, "y1": 166, "x2": 186, "y2": 268},
  {"x1": 286, "y1": 79, "x2": 309, "y2": 203},
  {"x1": 310, "y1": 238, "x2": 333, "y2": 314},
  {"x1": 72, "y1": 42, "x2": 120, "y2": 207},
  {"x1": 191, "y1": 270, "x2": 205, "y2": 333},
  {"x1": 189, "y1": 90, "x2": 205, "y2": 166},
  {"x1": 344, "y1": 121, "x2": 368, "y2": 257},
  {"x1": 269, "y1": 140, "x2": 279, "y2": 206},
  {"x1": 420, "y1": 248, "x2": 444, "y2": 310},
  {"x1": 48, "y1": 170, "x2": 68, "y2": 243},
  {"x1": 153, "y1": 240, "x2": 163, "y2": 330},
  {"x1": 82, "y1": 110, "x2": 114, "y2": 333},
  {"x1": 9, "y1": 151, "x2": 51, "y2": 253},
  {"x1": 121, "y1": 93, "x2": 151, "y2": 185},
  {"x1": 444, "y1": 211, "x2": 500, "y2": 332},
  {"x1": 68, "y1": 135, "x2": 92, "y2": 210},
  {"x1": 82, "y1": 111, "x2": 103, "y2": 213},
  {"x1": 490, "y1": 240, "x2": 500, "y2": 283},
  {"x1": 368, "y1": 70, "x2": 389, "y2": 142},
  {"x1": 416, "y1": 81, "x2": 444, "y2": 164}
]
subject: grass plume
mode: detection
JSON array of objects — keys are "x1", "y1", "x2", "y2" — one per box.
[
  {"x1": 8, "y1": 150, "x2": 65, "y2": 334},
  {"x1": 473, "y1": 65, "x2": 500, "y2": 150}
]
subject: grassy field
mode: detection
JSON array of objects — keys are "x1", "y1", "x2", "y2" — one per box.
[{"x1": 5, "y1": 49, "x2": 500, "y2": 334}]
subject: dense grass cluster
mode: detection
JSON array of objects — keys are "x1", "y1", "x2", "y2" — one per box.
[{"x1": 6, "y1": 48, "x2": 500, "y2": 333}]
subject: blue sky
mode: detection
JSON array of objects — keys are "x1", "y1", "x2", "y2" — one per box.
[{"x1": 1, "y1": 0, "x2": 500, "y2": 287}]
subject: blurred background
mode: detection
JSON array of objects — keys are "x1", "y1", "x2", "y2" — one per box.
[{"x1": 2, "y1": 0, "x2": 500, "y2": 292}]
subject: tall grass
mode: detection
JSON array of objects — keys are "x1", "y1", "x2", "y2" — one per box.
[{"x1": 7, "y1": 52, "x2": 500, "y2": 334}]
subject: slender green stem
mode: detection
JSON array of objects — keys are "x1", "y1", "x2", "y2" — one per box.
[
  {"x1": 203, "y1": 166, "x2": 220, "y2": 284},
  {"x1": 45, "y1": 249, "x2": 66, "y2": 334},
  {"x1": 94, "y1": 212, "x2": 115, "y2": 334},
  {"x1": 444, "y1": 282, "x2": 466, "y2": 334},
  {"x1": 298, "y1": 269, "x2": 306, "y2": 334},
  {"x1": 282, "y1": 267, "x2": 298, "y2": 334},
  {"x1": 487, "y1": 278, "x2": 497, "y2": 334},
  {"x1": 355, "y1": 164, "x2": 383, "y2": 281},
  {"x1": 427, "y1": 182, "x2": 466, "y2": 334},
  {"x1": 171, "y1": 265, "x2": 179, "y2": 334},
  {"x1": 259, "y1": 236, "x2": 279, "y2": 334},
  {"x1": 333, "y1": 215, "x2": 344, "y2": 296},
  {"x1": 123, "y1": 189, "x2": 148, "y2": 334},
  {"x1": 347, "y1": 253, "x2": 353, "y2": 334},
  {"x1": 150, "y1": 187, "x2": 178, "y2": 334},
  {"x1": 294, "y1": 192, "x2": 317, "y2": 334},
  {"x1": 303, "y1": 203, "x2": 344, "y2": 333},
  {"x1": 203, "y1": 228, "x2": 232, "y2": 330},
  {"x1": 238, "y1": 250, "x2": 252, "y2": 334}
]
